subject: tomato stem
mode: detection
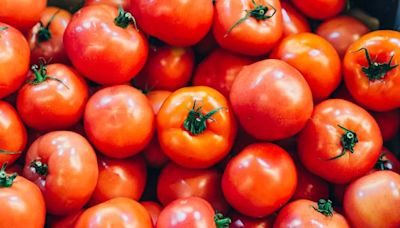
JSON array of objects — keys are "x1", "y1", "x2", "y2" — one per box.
[
  {"x1": 224, "y1": 0, "x2": 276, "y2": 37},
  {"x1": 27, "y1": 59, "x2": 69, "y2": 89},
  {"x1": 355, "y1": 48, "x2": 398, "y2": 81},
  {"x1": 114, "y1": 7, "x2": 138, "y2": 31},
  {"x1": 214, "y1": 212, "x2": 231, "y2": 228},
  {"x1": 30, "y1": 159, "x2": 48, "y2": 176},
  {"x1": 312, "y1": 199, "x2": 334, "y2": 217},
  {"x1": 0, "y1": 149, "x2": 21, "y2": 155},
  {"x1": 36, "y1": 10, "x2": 61, "y2": 43},
  {"x1": 183, "y1": 100, "x2": 223, "y2": 135},
  {"x1": 328, "y1": 125, "x2": 358, "y2": 160},
  {"x1": 0, "y1": 163, "x2": 17, "y2": 188},
  {"x1": 374, "y1": 153, "x2": 393, "y2": 171}
]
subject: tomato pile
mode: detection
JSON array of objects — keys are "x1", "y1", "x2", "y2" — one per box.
[{"x1": 1, "y1": 0, "x2": 400, "y2": 227}]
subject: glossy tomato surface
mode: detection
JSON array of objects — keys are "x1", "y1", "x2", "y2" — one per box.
[
  {"x1": 291, "y1": 0, "x2": 345, "y2": 19},
  {"x1": 281, "y1": 2, "x2": 310, "y2": 38},
  {"x1": 141, "y1": 201, "x2": 163, "y2": 227}
]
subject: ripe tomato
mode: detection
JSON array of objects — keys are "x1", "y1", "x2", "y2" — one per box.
[
  {"x1": 222, "y1": 143, "x2": 297, "y2": 218},
  {"x1": 274, "y1": 199, "x2": 350, "y2": 227},
  {"x1": 47, "y1": 210, "x2": 83, "y2": 228},
  {"x1": 23, "y1": 131, "x2": 98, "y2": 215},
  {"x1": 291, "y1": 0, "x2": 345, "y2": 20},
  {"x1": 373, "y1": 147, "x2": 400, "y2": 174},
  {"x1": 130, "y1": 0, "x2": 213, "y2": 47},
  {"x1": 0, "y1": 0, "x2": 46, "y2": 32},
  {"x1": 316, "y1": 16, "x2": 369, "y2": 57},
  {"x1": 89, "y1": 155, "x2": 147, "y2": 206},
  {"x1": 27, "y1": 7, "x2": 72, "y2": 65},
  {"x1": 213, "y1": 0, "x2": 283, "y2": 56},
  {"x1": 141, "y1": 201, "x2": 163, "y2": 227},
  {"x1": 298, "y1": 99, "x2": 383, "y2": 184},
  {"x1": 157, "y1": 162, "x2": 229, "y2": 213},
  {"x1": 371, "y1": 109, "x2": 399, "y2": 141},
  {"x1": 0, "y1": 101, "x2": 27, "y2": 166},
  {"x1": 192, "y1": 48, "x2": 254, "y2": 98},
  {"x1": 64, "y1": 5, "x2": 148, "y2": 85},
  {"x1": 343, "y1": 30, "x2": 400, "y2": 111},
  {"x1": 0, "y1": 166, "x2": 45, "y2": 228},
  {"x1": 134, "y1": 46, "x2": 195, "y2": 91},
  {"x1": 344, "y1": 171, "x2": 400, "y2": 228},
  {"x1": 157, "y1": 87, "x2": 236, "y2": 169},
  {"x1": 229, "y1": 211, "x2": 274, "y2": 228},
  {"x1": 84, "y1": 85, "x2": 155, "y2": 158},
  {"x1": 230, "y1": 59, "x2": 313, "y2": 141},
  {"x1": 17, "y1": 63, "x2": 89, "y2": 132},
  {"x1": 0, "y1": 24, "x2": 30, "y2": 99},
  {"x1": 85, "y1": 0, "x2": 131, "y2": 10},
  {"x1": 281, "y1": 2, "x2": 310, "y2": 38},
  {"x1": 75, "y1": 197, "x2": 152, "y2": 228},
  {"x1": 270, "y1": 33, "x2": 341, "y2": 102}
]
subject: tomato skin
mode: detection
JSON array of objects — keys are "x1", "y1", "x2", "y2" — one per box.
[
  {"x1": 222, "y1": 143, "x2": 297, "y2": 218},
  {"x1": 273, "y1": 199, "x2": 350, "y2": 228},
  {"x1": 157, "y1": 162, "x2": 229, "y2": 213},
  {"x1": 76, "y1": 197, "x2": 153, "y2": 228},
  {"x1": 343, "y1": 30, "x2": 400, "y2": 111},
  {"x1": 64, "y1": 5, "x2": 148, "y2": 85},
  {"x1": 130, "y1": 0, "x2": 213, "y2": 47},
  {"x1": 85, "y1": 0, "x2": 131, "y2": 10},
  {"x1": 47, "y1": 210, "x2": 83, "y2": 228},
  {"x1": 229, "y1": 211, "x2": 274, "y2": 228},
  {"x1": 17, "y1": 64, "x2": 89, "y2": 132},
  {"x1": 156, "y1": 197, "x2": 217, "y2": 228},
  {"x1": 23, "y1": 131, "x2": 98, "y2": 215},
  {"x1": 0, "y1": 23, "x2": 30, "y2": 99},
  {"x1": 270, "y1": 33, "x2": 341, "y2": 102},
  {"x1": 141, "y1": 201, "x2": 163, "y2": 226},
  {"x1": 230, "y1": 59, "x2": 313, "y2": 141},
  {"x1": 281, "y1": 2, "x2": 310, "y2": 38},
  {"x1": 298, "y1": 99, "x2": 382, "y2": 184},
  {"x1": 157, "y1": 86, "x2": 236, "y2": 169},
  {"x1": 135, "y1": 46, "x2": 195, "y2": 91},
  {"x1": 344, "y1": 171, "x2": 400, "y2": 228},
  {"x1": 84, "y1": 85, "x2": 155, "y2": 158},
  {"x1": 192, "y1": 48, "x2": 254, "y2": 98},
  {"x1": 316, "y1": 16, "x2": 369, "y2": 57},
  {"x1": 291, "y1": 0, "x2": 345, "y2": 20},
  {"x1": 213, "y1": 0, "x2": 283, "y2": 56},
  {"x1": 371, "y1": 110, "x2": 399, "y2": 141}
]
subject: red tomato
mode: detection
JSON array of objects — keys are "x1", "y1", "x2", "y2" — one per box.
[
  {"x1": 47, "y1": 210, "x2": 83, "y2": 228},
  {"x1": 141, "y1": 201, "x2": 163, "y2": 227},
  {"x1": 85, "y1": 0, "x2": 131, "y2": 10},
  {"x1": 0, "y1": 166, "x2": 46, "y2": 228},
  {"x1": 135, "y1": 46, "x2": 195, "y2": 91},
  {"x1": 213, "y1": 0, "x2": 283, "y2": 56},
  {"x1": 84, "y1": 85, "x2": 155, "y2": 158},
  {"x1": 270, "y1": 33, "x2": 341, "y2": 102},
  {"x1": 130, "y1": 0, "x2": 213, "y2": 47},
  {"x1": 230, "y1": 59, "x2": 313, "y2": 141},
  {"x1": 274, "y1": 199, "x2": 350, "y2": 227},
  {"x1": 298, "y1": 99, "x2": 383, "y2": 184},
  {"x1": 75, "y1": 197, "x2": 152, "y2": 228},
  {"x1": 281, "y1": 2, "x2": 310, "y2": 38},
  {"x1": 192, "y1": 48, "x2": 254, "y2": 98},
  {"x1": 0, "y1": 101, "x2": 27, "y2": 166},
  {"x1": 157, "y1": 162, "x2": 229, "y2": 213},
  {"x1": 222, "y1": 143, "x2": 297, "y2": 218},
  {"x1": 229, "y1": 211, "x2": 274, "y2": 228},
  {"x1": 17, "y1": 63, "x2": 89, "y2": 132},
  {"x1": 23, "y1": 131, "x2": 98, "y2": 215},
  {"x1": 316, "y1": 16, "x2": 369, "y2": 57},
  {"x1": 0, "y1": 24, "x2": 30, "y2": 99},
  {"x1": 373, "y1": 147, "x2": 400, "y2": 174},
  {"x1": 0, "y1": 0, "x2": 46, "y2": 32},
  {"x1": 343, "y1": 30, "x2": 400, "y2": 111},
  {"x1": 89, "y1": 155, "x2": 147, "y2": 206},
  {"x1": 371, "y1": 110, "x2": 399, "y2": 141},
  {"x1": 291, "y1": 0, "x2": 345, "y2": 20},
  {"x1": 64, "y1": 5, "x2": 148, "y2": 85},
  {"x1": 344, "y1": 171, "x2": 400, "y2": 228}
]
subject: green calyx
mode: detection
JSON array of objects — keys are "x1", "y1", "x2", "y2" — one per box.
[
  {"x1": 183, "y1": 101, "x2": 223, "y2": 135},
  {"x1": 0, "y1": 26, "x2": 8, "y2": 38},
  {"x1": 0, "y1": 149, "x2": 20, "y2": 155},
  {"x1": 214, "y1": 212, "x2": 231, "y2": 228},
  {"x1": 374, "y1": 153, "x2": 393, "y2": 171},
  {"x1": 36, "y1": 10, "x2": 61, "y2": 43},
  {"x1": 0, "y1": 163, "x2": 17, "y2": 188},
  {"x1": 27, "y1": 60, "x2": 69, "y2": 89},
  {"x1": 312, "y1": 199, "x2": 334, "y2": 217},
  {"x1": 356, "y1": 47, "x2": 398, "y2": 81},
  {"x1": 114, "y1": 7, "x2": 138, "y2": 30},
  {"x1": 224, "y1": 0, "x2": 276, "y2": 37},
  {"x1": 328, "y1": 125, "x2": 358, "y2": 160},
  {"x1": 30, "y1": 159, "x2": 48, "y2": 176}
]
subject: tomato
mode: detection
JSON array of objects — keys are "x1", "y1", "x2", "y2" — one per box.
[
  {"x1": 23, "y1": 131, "x2": 98, "y2": 215},
  {"x1": 84, "y1": 85, "x2": 155, "y2": 158},
  {"x1": 291, "y1": 0, "x2": 345, "y2": 20},
  {"x1": 75, "y1": 197, "x2": 152, "y2": 228},
  {"x1": 17, "y1": 63, "x2": 89, "y2": 132},
  {"x1": 222, "y1": 143, "x2": 297, "y2": 218},
  {"x1": 213, "y1": 0, "x2": 283, "y2": 56},
  {"x1": 27, "y1": 7, "x2": 72, "y2": 65},
  {"x1": 297, "y1": 99, "x2": 383, "y2": 184},
  {"x1": 130, "y1": 0, "x2": 213, "y2": 47},
  {"x1": 141, "y1": 201, "x2": 163, "y2": 227},
  {"x1": 85, "y1": 0, "x2": 131, "y2": 10},
  {"x1": 47, "y1": 210, "x2": 83, "y2": 228},
  {"x1": 64, "y1": 5, "x2": 148, "y2": 85},
  {"x1": 0, "y1": 166, "x2": 45, "y2": 228},
  {"x1": 316, "y1": 16, "x2": 369, "y2": 57},
  {"x1": 270, "y1": 33, "x2": 341, "y2": 102},
  {"x1": 371, "y1": 109, "x2": 399, "y2": 141},
  {"x1": 229, "y1": 211, "x2": 274, "y2": 228},
  {"x1": 344, "y1": 171, "x2": 400, "y2": 228},
  {"x1": 0, "y1": 24, "x2": 30, "y2": 99},
  {"x1": 273, "y1": 199, "x2": 350, "y2": 227},
  {"x1": 0, "y1": 101, "x2": 27, "y2": 166},
  {"x1": 157, "y1": 162, "x2": 229, "y2": 213},
  {"x1": 134, "y1": 46, "x2": 195, "y2": 91},
  {"x1": 230, "y1": 59, "x2": 313, "y2": 141},
  {"x1": 89, "y1": 155, "x2": 147, "y2": 206},
  {"x1": 192, "y1": 48, "x2": 254, "y2": 98},
  {"x1": 343, "y1": 30, "x2": 400, "y2": 111},
  {"x1": 373, "y1": 147, "x2": 400, "y2": 174},
  {"x1": 157, "y1": 86, "x2": 236, "y2": 169},
  {"x1": 0, "y1": 0, "x2": 46, "y2": 32},
  {"x1": 281, "y1": 2, "x2": 310, "y2": 38}
]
